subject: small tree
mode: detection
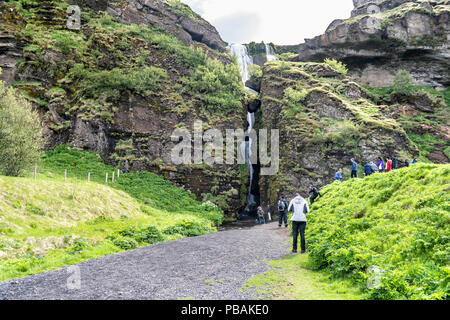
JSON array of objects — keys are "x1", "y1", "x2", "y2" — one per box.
[
  {"x1": 0, "y1": 71, "x2": 43, "y2": 176},
  {"x1": 393, "y1": 69, "x2": 414, "y2": 95}
]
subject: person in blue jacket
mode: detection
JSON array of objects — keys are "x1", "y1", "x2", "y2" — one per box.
[
  {"x1": 364, "y1": 161, "x2": 373, "y2": 176},
  {"x1": 351, "y1": 158, "x2": 358, "y2": 178},
  {"x1": 334, "y1": 168, "x2": 343, "y2": 182}
]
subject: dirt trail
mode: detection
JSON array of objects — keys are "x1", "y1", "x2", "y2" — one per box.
[{"x1": 0, "y1": 222, "x2": 290, "y2": 300}]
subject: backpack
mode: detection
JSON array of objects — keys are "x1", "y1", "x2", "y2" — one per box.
[{"x1": 278, "y1": 200, "x2": 286, "y2": 212}]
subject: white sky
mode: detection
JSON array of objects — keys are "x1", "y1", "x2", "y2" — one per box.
[{"x1": 181, "y1": 0, "x2": 354, "y2": 45}]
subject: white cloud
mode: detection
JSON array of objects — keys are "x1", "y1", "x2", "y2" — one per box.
[{"x1": 181, "y1": 0, "x2": 354, "y2": 45}]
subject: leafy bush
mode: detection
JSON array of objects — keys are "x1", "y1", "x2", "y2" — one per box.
[
  {"x1": 112, "y1": 237, "x2": 139, "y2": 250},
  {"x1": 393, "y1": 69, "x2": 414, "y2": 95},
  {"x1": 0, "y1": 73, "x2": 43, "y2": 176},
  {"x1": 307, "y1": 164, "x2": 450, "y2": 300},
  {"x1": 116, "y1": 225, "x2": 164, "y2": 245},
  {"x1": 163, "y1": 219, "x2": 215, "y2": 237},
  {"x1": 324, "y1": 58, "x2": 348, "y2": 76},
  {"x1": 185, "y1": 58, "x2": 244, "y2": 112}
]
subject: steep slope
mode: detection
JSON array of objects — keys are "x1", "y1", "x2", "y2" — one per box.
[
  {"x1": 257, "y1": 60, "x2": 419, "y2": 205},
  {"x1": 0, "y1": 0, "x2": 246, "y2": 214},
  {"x1": 245, "y1": 164, "x2": 449, "y2": 300},
  {"x1": 0, "y1": 145, "x2": 222, "y2": 281},
  {"x1": 296, "y1": 0, "x2": 450, "y2": 88},
  {"x1": 308, "y1": 164, "x2": 449, "y2": 300}
]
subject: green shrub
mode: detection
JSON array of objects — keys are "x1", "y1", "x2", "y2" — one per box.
[
  {"x1": 393, "y1": 69, "x2": 414, "y2": 95},
  {"x1": 163, "y1": 219, "x2": 215, "y2": 237},
  {"x1": 117, "y1": 225, "x2": 164, "y2": 244},
  {"x1": 0, "y1": 72, "x2": 43, "y2": 176},
  {"x1": 112, "y1": 237, "x2": 139, "y2": 250},
  {"x1": 324, "y1": 58, "x2": 348, "y2": 76},
  {"x1": 185, "y1": 58, "x2": 244, "y2": 112}
]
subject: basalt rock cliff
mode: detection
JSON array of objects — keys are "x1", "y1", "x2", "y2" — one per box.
[{"x1": 296, "y1": 0, "x2": 450, "y2": 88}]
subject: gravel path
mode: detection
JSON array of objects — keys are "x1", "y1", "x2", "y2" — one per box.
[{"x1": 0, "y1": 222, "x2": 290, "y2": 300}]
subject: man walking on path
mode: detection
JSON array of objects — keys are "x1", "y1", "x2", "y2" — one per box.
[
  {"x1": 351, "y1": 158, "x2": 358, "y2": 178},
  {"x1": 334, "y1": 168, "x2": 343, "y2": 182},
  {"x1": 277, "y1": 196, "x2": 289, "y2": 228},
  {"x1": 308, "y1": 185, "x2": 321, "y2": 205},
  {"x1": 288, "y1": 193, "x2": 309, "y2": 254}
]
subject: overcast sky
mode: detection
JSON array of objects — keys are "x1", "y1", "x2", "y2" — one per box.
[{"x1": 181, "y1": 0, "x2": 354, "y2": 45}]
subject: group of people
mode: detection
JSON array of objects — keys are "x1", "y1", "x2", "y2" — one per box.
[
  {"x1": 334, "y1": 157, "x2": 418, "y2": 181},
  {"x1": 253, "y1": 155, "x2": 419, "y2": 254}
]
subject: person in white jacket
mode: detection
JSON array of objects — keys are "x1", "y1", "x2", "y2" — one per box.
[{"x1": 288, "y1": 193, "x2": 310, "y2": 253}]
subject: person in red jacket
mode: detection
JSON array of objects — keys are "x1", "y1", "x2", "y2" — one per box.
[{"x1": 385, "y1": 157, "x2": 393, "y2": 172}]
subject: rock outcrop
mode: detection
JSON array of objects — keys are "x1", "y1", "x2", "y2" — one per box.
[
  {"x1": 70, "y1": 0, "x2": 227, "y2": 52},
  {"x1": 258, "y1": 60, "x2": 419, "y2": 202},
  {"x1": 297, "y1": 0, "x2": 450, "y2": 88},
  {"x1": 0, "y1": 0, "x2": 243, "y2": 215}
]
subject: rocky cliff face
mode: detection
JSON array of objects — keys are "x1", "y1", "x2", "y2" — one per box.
[
  {"x1": 0, "y1": 0, "x2": 245, "y2": 215},
  {"x1": 297, "y1": 0, "x2": 450, "y2": 88},
  {"x1": 70, "y1": 0, "x2": 227, "y2": 52},
  {"x1": 257, "y1": 60, "x2": 420, "y2": 203}
]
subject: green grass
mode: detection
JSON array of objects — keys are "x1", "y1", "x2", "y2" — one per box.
[
  {"x1": 0, "y1": 145, "x2": 223, "y2": 282},
  {"x1": 243, "y1": 253, "x2": 364, "y2": 300},
  {"x1": 307, "y1": 164, "x2": 450, "y2": 300}
]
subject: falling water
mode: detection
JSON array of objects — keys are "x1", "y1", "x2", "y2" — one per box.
[
  {"x1": 229, "y1": 43, "x2": 258, "y2": 215},
  {"x1": 265, "y1": 44, "x2": 277, "y2": 62},
  {"x1": 228, "y1": 44, "x2": 254, "y2": 85}
]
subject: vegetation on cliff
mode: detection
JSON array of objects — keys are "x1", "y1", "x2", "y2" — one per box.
[
  {"x1": 0, "y1": 0, "x2": 246, "y2": 213},
  {"x1": 364, "y1": 70, "x2": 449, "y2": 163},
  {"x1": 259, "y1": 60, "x2": 418, "y2": 205}
]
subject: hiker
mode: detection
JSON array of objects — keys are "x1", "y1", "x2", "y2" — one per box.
[
  {"x1": 410, "y1": 158, "x2": 417, "y2": 165},
  {"x1": 266, "y1": 204, "x2": 272, "y2": 221},
  {"x1": 351, "y1": 158, "x2": 358, "y2": 178},
  {"x1": 386, "y1": 157, "x2": 393, "y2": 172},
  {"x1": 370, "y1": 161, "x2": 378, "y2": 173},
  {"x1": 392, "y1": 157, "x2": 399, "y2": 170},
  {"x1": 277, "y1": 196, "x2": 289, "y2": 228},
  {"x1": 334, "y1": 168, "x2": 343, "y2": 182},
  {"x1": 123, "y1": 159, "x2": 129, "y2": 174},
  {"x1": 377, "y1": 157, "x2": 385, "y2": 173},
  {"x1": 257, "y1": 206, "x2": 266, "y2": 224},
  {"x1": 308, "y1": 185, "x2": 321, "y2": 205},
  {"x1": 288, "y1": 193, "x2": 309, "y2": 254},
  {"x1": 364, "y1": 161, "x2": 373, "y2": 176},
  {"x1": 404, "y1": 158, "x2": 410, "y2": 167}
]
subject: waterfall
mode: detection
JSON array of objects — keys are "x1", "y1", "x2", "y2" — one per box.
[
  {"x1": 228, "y1": 44, "x2": 254, "y2": 85},
  {"x1": 265, "y1": 44, "x2": 277, "y2": 62},
  {"x1": 229, "y1": 43, "x2": 258, "y2": 215}
]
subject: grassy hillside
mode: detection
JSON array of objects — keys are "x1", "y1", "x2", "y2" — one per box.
[
  {"x1": 246, "y1": 164, "x2": 449, "y2": 300},
  {"x1": 307, "y1": 164, "x2": 449, "y2": 300},
  {"x1": 0, "y1": 145, "x2": 223, "y2": 282}
]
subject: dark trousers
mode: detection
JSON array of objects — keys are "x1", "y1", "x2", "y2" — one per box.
[
  {"x1": 351, "y1": 170, "x2": 357, "y2": 178},
  {"x1": 292, "y1": 221, "x2": 307, "y2": 252},
  {"x1": 278, "y1": 211, "x2": 287, "y2": 226},
  {"x1": 310, "y1": 195, "x2": 318, "y2": 205}
]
